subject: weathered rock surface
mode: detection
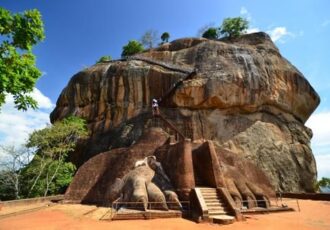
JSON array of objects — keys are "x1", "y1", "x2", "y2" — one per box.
[
  {"x1": 65, "y1": 128, "x2": 170, "y2": 205},
  {"x1": 65, "y1": 128, "x2": 274, "y2": 207},
  {"x1": 51, "y1": 32, "x2": 320, "y2": 192}
]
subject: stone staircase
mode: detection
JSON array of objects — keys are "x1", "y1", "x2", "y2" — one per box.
[{"x1": 198, "y1": 187, "x2": 235, "y2": 225}]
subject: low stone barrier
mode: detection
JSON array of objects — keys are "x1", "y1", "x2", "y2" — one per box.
[
  {"x1": 277, "y1": 193, "x2": 330, "y2": 201},
  {"x1": 0, "y1": 195, "x2": 64, "y2": 208}
]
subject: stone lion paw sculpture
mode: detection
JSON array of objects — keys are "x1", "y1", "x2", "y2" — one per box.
[
  {"x1": 222, "y1": 164, "x2": 271, "y2": 209},
  {"x1": 116, "y1": 156, "x2": 181, "y2": 211}
]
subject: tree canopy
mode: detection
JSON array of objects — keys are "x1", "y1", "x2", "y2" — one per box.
[
  {"x1": 22, "y1": 116, "x2": 88, "y2": 197},
  {"x1": 140, "y1": 29, "x2": 159, "y2": 49},
  {"x1": 0, "y1": 7, "x2": 45, "y2": 111},
  {"x1": 96, "y1": 55, "x2": 112, "y2": 63},
  {"x1": 316, "y1": 177, "x2": 330, "y2": 189},
  {"x1": 27, "y1": 116, "x2": 88, "y2": 158},
  {"x1": 161, "y1": 32, "x2": 170, "y2": 43},
  {"x1": 0, "y1": 145, "x2": 33, "y2": 200},
  {"x1": 0, "y1": 116, "x2": 89, "y2": 200},
  {"x1": 121, "y1": 40, "x2": 144, "y2": 57},
  {"x1": 219, "y1": 17, "x2": 249, "y2": 39},
  {"x1": 202, "y1": 27, "x2": 218, "y2": 39}
]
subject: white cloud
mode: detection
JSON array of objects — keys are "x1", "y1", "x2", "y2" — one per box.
[
  {"x1": 315, "y1": 154, "x2": 330, "y2": 178},
  {"x1": 267, "y1": 27, "x2": 288, "y2": 42},
  {"x1": 239, "y1": 6, "x2": 302, "y2": 43},
  {"x1": 0, "y1": 88, "x2": 54, "y2": 151},
  {"x1": 30, "y1": 88, "x2": 54, "y2": 109},
  {"x1": 239, "y1": 7, "x2": 259, "y2": 35},
  {"x1": 306, "y1": 111, "x2": 330, "y2": 147},
  {"x1": 266, "y1": 27, "x2": 296, "y2": 43},
  {"x1": 246, "y1": 27, "x2": 260, "y2": 34},
  {"x1": 240, "y1": 7, "x2": 248, "y2": 15},
  {"x1": 306, "y1": 111, "x2": 330, "y2": 178},
  {"x1": 321, "y1": 19, "x2": 330, "y2": 27},
  {"x1": 240, "y1": 6, "x2": 252, "y2": 21}
]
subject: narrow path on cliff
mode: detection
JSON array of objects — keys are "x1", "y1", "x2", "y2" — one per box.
[
  {"x1": 128, "y1": 55, "x2": 194, "y2": 74},
  {"x1": 127, "y1": 55, "x2": 197, "y2": 104}
]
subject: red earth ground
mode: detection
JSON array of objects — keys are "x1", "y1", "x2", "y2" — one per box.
[{"x1": 0, "y1": 199, "x2": 329, "y2": 230}]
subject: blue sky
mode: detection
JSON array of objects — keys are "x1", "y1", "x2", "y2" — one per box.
[{"x1": 0, "y1": 0, "x2": 329, "y2": 178}]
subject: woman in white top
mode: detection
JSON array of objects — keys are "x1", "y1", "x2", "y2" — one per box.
[{"x1": 152, "y1": 98, "x2": 159, "y2": 116}]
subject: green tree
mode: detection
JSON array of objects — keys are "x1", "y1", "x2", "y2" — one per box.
[
  {"x1": 315, "y1": 177, "x2": 330, "y2": 191},
  {"x1": 96, "y1": 55, "x2": 112, "y2": 63},
  {"x1": 160, "y1": 32, "x2": 170, "y2": 43},
  {"x1": 20, "y1": 116, "x2": 88, "y2": 197},
  {"x1": 219, "y1": 17, "x2": 248, "y2": 39},
  {"x1": 197, "y1": 23, "x2": 215, "y2": 37},
  {"x1": 202, "y1": 27, "x2": 218, "y2": 39},
  {"x1": 121, "y1": 40, "x2": 144, "y2": 57},
  {"x1": 140, "y1": 29, "x2": 158, "y2": 49},
  {"x1": 0, "y1": 8, "x2": 45, "y2": 111},
  {"x1": 0, "y1": 145, "x2": 33, "y2": 200}
]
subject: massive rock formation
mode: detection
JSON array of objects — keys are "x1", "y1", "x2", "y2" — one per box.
[
  {"x1": 51, "y1": 32, "x2": 319, "y2": 194},
  {"x1": 65, "y1": 128, "x2": 274, "y2": 208}
]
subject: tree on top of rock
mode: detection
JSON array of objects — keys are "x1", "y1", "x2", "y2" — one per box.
[
  {"x1": 161, "y1": 32, "x2": 170, "y2": 43},
  {"x1": 96, "y1": 55, "x2": 112, "y2": 64},
  {"x1": 140, "y1": 29, "x2": 159, "y2": 49},
  {"x1": 219, "y1": 17, "x2": 249, "y2": 39},
  {"x1": 202, "y1": 27, "x2": 218, "y2": 39},
  {"x1": 121, "y1": 40, "x2": 144, "y2": 57},
  {"x1": 0, "y1": 7, "x2": 45, "y2": 111}
]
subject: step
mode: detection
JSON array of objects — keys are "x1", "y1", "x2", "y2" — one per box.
[
  {"x1": 202, "y1": 192, "x2": 219, "y2": 196},
  {"x1": 208, "y1": 207, "x2": 226, "y2": 212},
  {"x1": 208, "y1": 210, "x2": 227, "y2": 215},
  {"x1": 204, "y1": 199, "x2": 222, "y2": 203},
  {"x1": 200, "y1": 188, "x2": 217, "y2": 191},
  {"x1": 202, "y1": 194, "x2": 219, "y2": 197},
  {"x1": 206, "y1": 204, "x2": 225, "y2": 209},
  {"x1": 207, "y1": 204, "x2": 225, "y2": 208},
  {"x1": 210, "y1": 215, "x2": 235, "y2": 225},
  {"x1": 202, "y1": 195, "x2": 219, "y2": 198},
  {"x1": 205, "y1": 202, "x2": 225, "y2": 206},
  {"x1": 200, "y1": 192, "x2": 218, "y2": 195},
  {"x1": 203, "y1": 197, "x2": 220, "y2": 199}
]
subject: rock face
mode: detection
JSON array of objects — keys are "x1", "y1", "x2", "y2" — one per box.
[
  {"x1": 65, "y1": 128, "x2": 274, "y2": 207},
  {"x1": 66, "y1": 129, "x2": 181, "y2": 210},
  {"x1": 51, "y1": 32, "x2": 320, "y2": 193}
]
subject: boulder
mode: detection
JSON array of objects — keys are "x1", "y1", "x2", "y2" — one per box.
[{"x1": 54, "y1": 32, "x2": 319, "y2": 193}]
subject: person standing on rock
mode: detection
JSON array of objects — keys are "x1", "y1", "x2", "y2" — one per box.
[{"x1": 152, "y1": 98, "x2": 160, "y2": 116}]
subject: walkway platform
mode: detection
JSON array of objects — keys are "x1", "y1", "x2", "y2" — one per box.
[
  {"x1": 240, "y1": 206, "x2": 294, "y2": 214},
  {"x1": 110, "y1": 208, "x2": 182, "y2": 220}
]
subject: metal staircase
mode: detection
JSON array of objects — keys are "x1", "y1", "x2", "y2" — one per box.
[{"x1": 155, "y1": 113, "x2": 185, "y2": 141}]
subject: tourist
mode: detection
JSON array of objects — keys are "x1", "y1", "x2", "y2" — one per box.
[{"x1": 152, "y1": 98, "x2": 159, "y2": 116}]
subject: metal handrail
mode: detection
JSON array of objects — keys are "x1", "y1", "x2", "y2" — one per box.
[
  {"x1": 110, "y1": 201, "x2": 190, "y2": 220},
  {"x1": 238, "y1": 198, "x2": 300, "y2": 212}
]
